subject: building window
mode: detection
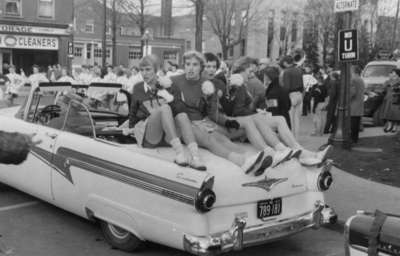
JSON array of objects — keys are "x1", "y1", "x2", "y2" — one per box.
[
  {"x1": 85, "y1": 21, "x2": 94, "y2": 33},
  {"x1": 5, "y1": 0, "x2": 21, "y2": 16},
  {"x1": 86, "y1": 43, "x2": 91, "y2": 59},
  {"x1": 38, "y1": 0, "x2": 54, "y2": 18},
  {"x1": 292, "y1": 14, "x2": 298, "y2": 42},
  {"x1": 185, "y1": 40, "x2": 191, "y2": 51},
  {"x1": 163, "y1": 51, "x2": 177, "y2": 60},
  {"x1": 106, "y1": 48, "x2": 111, "y2": 58},
  {"x1": 128, "y1": 46, "x2": 142, "y2": 60},
  {"x1": 229, "y1": 46, "x2": 234, "y2": 58},
  {"x1": 94, "y1": 48, "x2": 102, "y2": 58},
  {"x1": 240, "y1": 39, "x2": 246, "y2": 56},
  {"x1": 74, "y1": 46, "x2": 83, "y2": 57},
  {"x1": 267, "y1": 10, "x2": 275, "y2": 57}
]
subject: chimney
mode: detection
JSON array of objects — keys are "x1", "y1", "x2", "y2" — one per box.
[{"x1": 161, "y1": 0, "x2": 172, "y2": 36}]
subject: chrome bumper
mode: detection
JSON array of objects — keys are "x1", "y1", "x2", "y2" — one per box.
[{"x1": 183, "y1": 201, "x2": 334, "y2": 256}]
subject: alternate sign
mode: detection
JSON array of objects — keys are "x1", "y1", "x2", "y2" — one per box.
[
  {"x1": 334, "y1": 0, "x2": 359, "y2": 13},
  {"x1": 338, "y1": 29, "x2": 358, "y2": 62}
]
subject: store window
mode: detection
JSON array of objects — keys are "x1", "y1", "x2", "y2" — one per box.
[
  {"x1": 128, "y1": 46, "x2": 142, "y2": 60},
  {"x1": 86, "y1": 44, "x2": 91, "y2": 59},
  {"x1": 85, "y1": 21, "x2": 94, "y2": 33},
  {"x1": 74, "y1": 46, "x2": 83, "y2": 57},
  {"x1": 163, "y1": 51, "x2": 177, "y2": 61},
  {"x1": 106, "y1": 48, "x2": 111, "y2": 58},
  {"x1": 5, "y1": 0, "x2": 21, "y2": 16},
  {"x1": 94, "y1": 48, "x2": 102, "y2": 58},
  {"x1": 38, "y1": 0, "x2": 54, "y2": 18}
]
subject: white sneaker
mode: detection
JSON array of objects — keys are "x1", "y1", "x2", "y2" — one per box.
[
  {"x1": 315, "y1": 145, "x2": 332, "y2": 162},
  {"x1": 272, "y1": 148, "x2": 292, "y2": 167},
  {"x1": 243, "y1": 151, "x2": 265, "y2": 174},
  {"x1": 190, "y1": 156, "x2": 207, "y2": 171},
  {"x1": 174, "y1": 152, "x2": 189, "y2": 167},
  {"x1": 299, "y1": 156, "x2": 321, "y2": 166}
]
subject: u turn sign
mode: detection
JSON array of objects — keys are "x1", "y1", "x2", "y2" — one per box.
[{"x1": 338, "y1": 29, "x2": 358, "y2": 62}]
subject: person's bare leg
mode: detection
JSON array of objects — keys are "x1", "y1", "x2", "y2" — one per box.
[
  {"x1": 175, "y1": 113, "x2": 206, "y2": 170},
  {"x1": 235, "y1": 116, "x2": 269, "y2": 151}
]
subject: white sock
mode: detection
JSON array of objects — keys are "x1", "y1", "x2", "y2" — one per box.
[
  {"x1": 274, "y1": 143, "x2": 287, "y2": 152},
  {"x1": 188, "y1": 142, "x2": 199, "y2": 157},
  {"x1": 170, "y1": 138, "x2": 184, "y2": 154}
]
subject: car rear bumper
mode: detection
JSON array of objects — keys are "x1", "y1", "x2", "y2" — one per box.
[{"x1": 183, "y1": 201, "x2": 331, "y2": 256}]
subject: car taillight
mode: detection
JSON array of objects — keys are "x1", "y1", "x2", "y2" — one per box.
[{"x1": 195, "y1": 176, "x2": 216, "y2": 213}]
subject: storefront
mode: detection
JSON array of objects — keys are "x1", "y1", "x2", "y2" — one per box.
[{"x1": 0, "y1": 23, "x2": 72, "y2": 75}]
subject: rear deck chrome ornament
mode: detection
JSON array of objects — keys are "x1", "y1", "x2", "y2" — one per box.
[{"x1": 242, "y1": 176, "x2": 288, "y2": 192}]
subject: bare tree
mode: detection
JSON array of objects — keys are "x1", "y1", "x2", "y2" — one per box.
[
  {"x1": 304, "y1": 0, "x2": 336, "y2": 65},
  {"x1": 118, "y1": 0, "x2": 154, "y2": 57},
  {"x1": 205, "y1": 0, "x2": 260, "y2": 59}
]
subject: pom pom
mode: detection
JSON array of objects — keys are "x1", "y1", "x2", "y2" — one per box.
[
  {"x1": 157, "y1": 76, "x2": 172, "y2": 88},
  {"x1": 229, "y1": 74, "x2": 244, "y2": 86},
  {"x1": 201, "y1": 80, "x2": 215, "y2": 96}
]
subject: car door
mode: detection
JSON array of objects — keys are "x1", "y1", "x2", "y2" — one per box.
[
  {"x1": 50, "y1": 100, "x2": 99, "y2": 217},
  {"x1": 0, "y1": 90, "x2": 58, "y2": 202}
]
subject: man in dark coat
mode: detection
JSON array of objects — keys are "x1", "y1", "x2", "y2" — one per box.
[{"x1": 350, "y1": 65, "x2": 365, "y2": 143}]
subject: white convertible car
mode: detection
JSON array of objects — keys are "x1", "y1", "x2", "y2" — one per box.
[{"x1": 0, "y1": 82, "x2": 336, "y2": 255}]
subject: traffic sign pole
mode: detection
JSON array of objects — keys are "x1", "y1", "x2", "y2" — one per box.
[{"x1": 329, "y1": 11, "x2": 352, "y2": 149}]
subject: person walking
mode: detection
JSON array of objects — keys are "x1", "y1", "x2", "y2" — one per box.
[
  {"x1": 281, "y1": 55, "x2": 304, "y2": 138},
  {"x1": 382, "y1": 68, "x2": 400, "y2": 132},
  {"x1": 349, "y1": 65, "x2": 365, "y2": 144},
  {"x1": 324, "y1": 71, "x2": 341, "y2": 134},
  {"x1": 302, "y1": 65, "x2": 318, "y2": 116}
]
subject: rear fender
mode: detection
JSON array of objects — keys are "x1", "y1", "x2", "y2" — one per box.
[{"x1": 85, "y1": 195, "x2": 144, "y2": 240}]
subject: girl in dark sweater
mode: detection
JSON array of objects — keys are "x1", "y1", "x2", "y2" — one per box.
[{"x1": 264, "y1": 66, "x2": 291, "y2": 128}]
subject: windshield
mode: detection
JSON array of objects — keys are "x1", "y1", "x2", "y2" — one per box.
[{"x1": 362, "y1": 65, "x2": 396, "y2": 78}]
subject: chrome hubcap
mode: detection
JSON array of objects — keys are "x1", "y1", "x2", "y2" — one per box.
[{"x1": 108, "y1": 223, "x2": 130, "y2": 239}]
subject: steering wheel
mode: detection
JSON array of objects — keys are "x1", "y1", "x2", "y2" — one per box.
[{"x1": 35, "y1": 104, "x2": 61, "y2": 124}]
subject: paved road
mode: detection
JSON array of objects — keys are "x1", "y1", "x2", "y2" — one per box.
[{"x1": 0, "y1": 184, "x2": 345, "y2": 256}]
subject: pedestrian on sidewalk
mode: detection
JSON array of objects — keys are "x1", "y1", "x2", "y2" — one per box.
[
  {"x1": 324, "y1": 71, "x2": 341, "y2": 134},
  {"x1": 302, "y1": 65, "x2": 318, "y2": 116},
  {"x1": 281, "y1": 55, "x2": 304, "y2": 138},
  {"x1": 310, "y1": 72, "x2": 328, "y2": 136},
  {"x1": 382, "y1": 68, "x2": 400, "y2": 133},
  {"x1": 349, "y1": 65, "x2": 365, "y2": 144}
]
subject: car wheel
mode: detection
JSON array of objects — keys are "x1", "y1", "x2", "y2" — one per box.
[
  {"x1": 100, "y1": 220, "x2": 142, "y2": 252},
  {"x1": 372, "y1": 105, "x2": 384, "y2": 126}
]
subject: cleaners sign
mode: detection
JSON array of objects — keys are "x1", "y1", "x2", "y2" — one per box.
[{"x1": 0, "y1": 34, "x2": 59, "y2": 50}]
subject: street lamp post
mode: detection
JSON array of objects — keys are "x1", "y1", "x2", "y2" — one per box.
[{"x1": 142, "y1": 29, "x2": 151, "y2": 57}]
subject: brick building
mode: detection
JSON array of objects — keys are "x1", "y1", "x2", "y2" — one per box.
[
  {"x1": 73, "y1": 0, "x2": 184, "y2": 68},
  {"x1": 0, "y1": 0, "x2": 74, "y2": 75}
]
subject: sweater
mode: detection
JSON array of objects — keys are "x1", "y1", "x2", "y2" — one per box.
[{"x1": 170, "y1": 74, "x2": 227, "y2": 125}]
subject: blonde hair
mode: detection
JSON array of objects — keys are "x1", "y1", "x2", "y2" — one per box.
[
  {"x1": 183, "y1": 50, "x2": 206, "y2": 71},
  {"x1": 138, "y1": 55, "x2": 160, "y2": 71}
]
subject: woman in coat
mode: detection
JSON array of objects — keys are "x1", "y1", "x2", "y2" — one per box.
[{"x1": 382, "y1": 68, "x2": 400, "y2": 133}]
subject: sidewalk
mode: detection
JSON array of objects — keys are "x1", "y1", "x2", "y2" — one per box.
[{"x1": 298, "y1": 115, "x2": 400, "y2": 222}]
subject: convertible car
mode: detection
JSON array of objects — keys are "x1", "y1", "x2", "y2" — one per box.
[{"x1": 0, "y1": 82, "x2": 336, "y2": 255}]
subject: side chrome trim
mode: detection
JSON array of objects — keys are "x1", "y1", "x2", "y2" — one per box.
[{"x1": 31, "y1": 146, "x2": 207, "y2": 207}]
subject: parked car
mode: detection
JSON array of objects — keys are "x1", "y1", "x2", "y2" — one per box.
[
  {"x1": 0, "y1": 82, "x2": 336, "y2": 255},
  {"x1": 345, "y1": 210, "x2": 400, "y2": 256},
  {"x1": 361, "y1": 60, "x2": 400, "y2": 126}
]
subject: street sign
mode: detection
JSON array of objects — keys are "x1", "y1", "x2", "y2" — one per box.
[
  {"x1": 334, "y1": 0, "x2": 359, "y2": 13},
  {"x1": 68, "y1": 41, "x2": 74, "y2": 55},
  {"x1": 338, "y1": 29, "x2": 358, "y2": 62}
]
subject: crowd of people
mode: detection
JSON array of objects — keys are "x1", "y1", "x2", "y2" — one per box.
[{"x1": 0, "y1": 51, "x2": 341, "y2": 173}]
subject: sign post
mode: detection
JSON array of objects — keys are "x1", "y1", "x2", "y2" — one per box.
[{"x1": 329, "y1": 0, "x2": 359, "y2": 150}]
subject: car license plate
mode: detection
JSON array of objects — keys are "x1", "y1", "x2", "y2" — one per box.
[{"x1": 257, "y1": 198, "x2": 282, "y2": 219}]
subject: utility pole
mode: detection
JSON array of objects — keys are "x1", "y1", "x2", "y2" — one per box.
[
  {"x1": 391, "y1": 0, "x2": 400, "y2": 52},
  {"x1": 102, "y1": 0, "x2": 107, "y2": 68},
  {"x1": 329, "y1": 12, "x2": 352, "y2": 150}
]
